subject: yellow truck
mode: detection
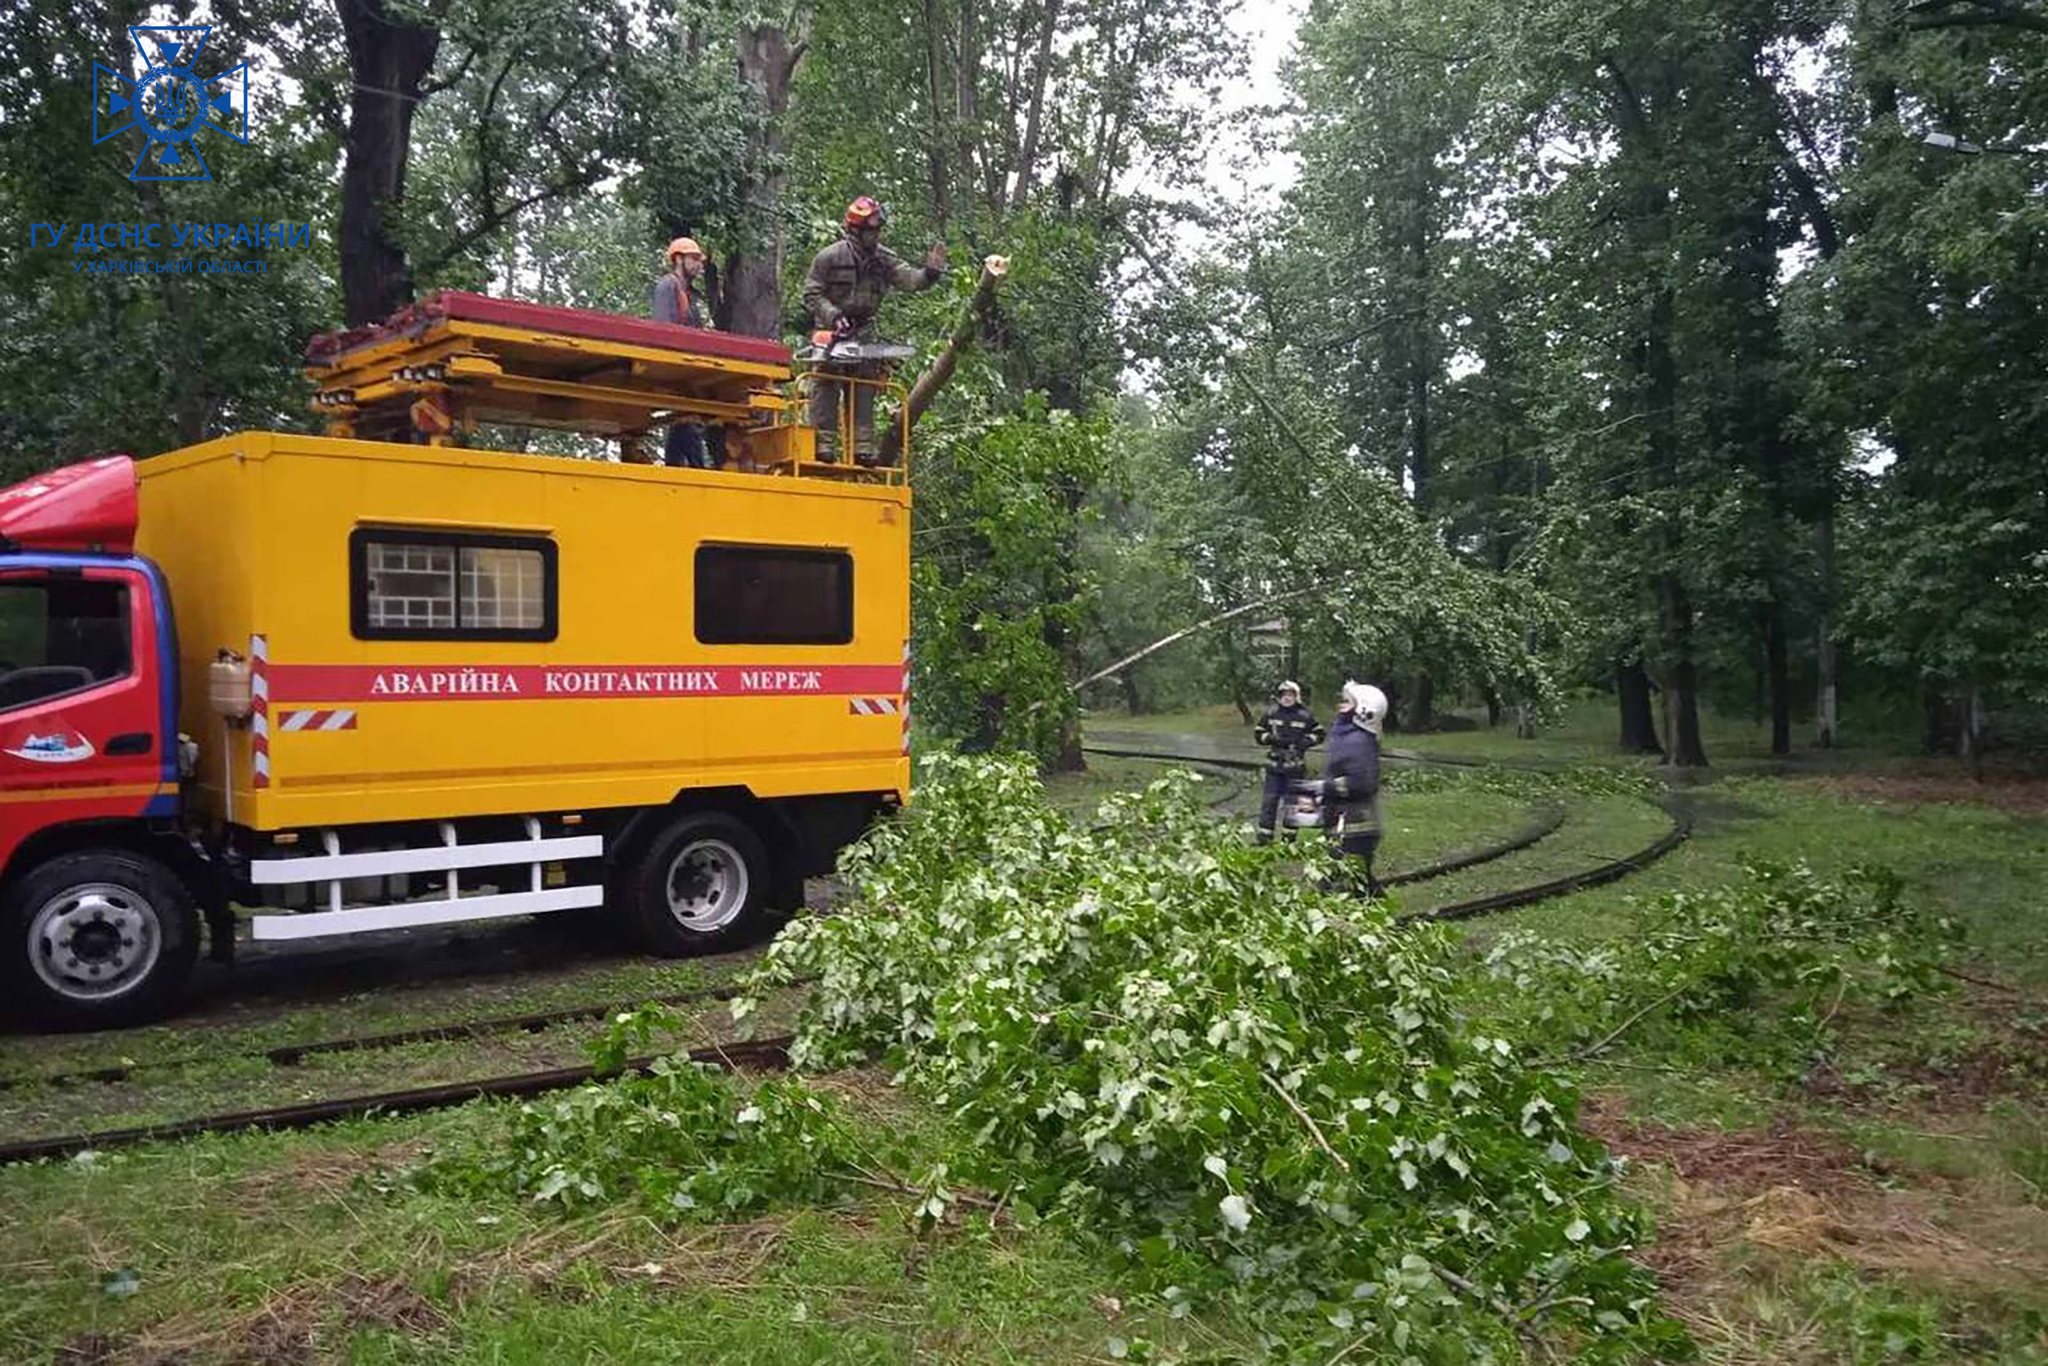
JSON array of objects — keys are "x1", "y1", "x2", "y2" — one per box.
[{"x1": 0, "y1": 293, "x2": 909, "y2": 1027}]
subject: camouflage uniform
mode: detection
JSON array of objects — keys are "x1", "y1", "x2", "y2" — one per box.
[{"x1": 801, "y1": 233, "x2": 939, "y2": 462}]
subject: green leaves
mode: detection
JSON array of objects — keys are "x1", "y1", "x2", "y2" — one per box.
[
  {"x1": 1480, "y1": 861, "x2": 1957, "y2": 1072},
  {"x1": 741, "y1": 753, "x2": 1678, "y2": 1356},
  {"x1": 418, "y1": 1059, "x2": 864, "y2": 1220}
]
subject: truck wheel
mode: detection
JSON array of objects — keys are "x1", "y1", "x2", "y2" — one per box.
[
  {"x1": 623, "y1": 812, "x2": 775, "y2": 956},
  {"x1": 4, "y1": 849, "x2": 200, "y2": 1030}
]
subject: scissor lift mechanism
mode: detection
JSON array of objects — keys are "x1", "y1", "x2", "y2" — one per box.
[{"x1": 303, "y1": 291, "x2": 906, "y2": 484}]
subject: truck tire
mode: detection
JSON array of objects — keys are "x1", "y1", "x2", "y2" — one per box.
[
  {"x1": 622, "y1": 811, "x2": 776, "y2": 956},
  {"x1": 3, "y1": 849, "x2": 201, "y2": 1030}
]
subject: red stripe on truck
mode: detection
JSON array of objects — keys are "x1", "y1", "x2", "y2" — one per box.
[{"x1": 268, "y1": 663, "x2": 905, "y2": 703}]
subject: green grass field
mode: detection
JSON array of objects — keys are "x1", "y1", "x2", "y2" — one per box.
[{"x1": 0, "y1": 699, "x2": 2042, "y2": 1362}]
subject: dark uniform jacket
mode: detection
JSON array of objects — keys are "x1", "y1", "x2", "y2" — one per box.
[
  {"x1": 802, "y1": 233, "x2": 939, "y2": 335},
  {"x1": 1322, "y1": 713, "x2": 1382, "y2": 833},
  {"x1": 1254, "y1": 702, "x2": 1324, "y2": 777},
  {"x1": 652, "y1": 272, "x2": 710, "y2": 329}
]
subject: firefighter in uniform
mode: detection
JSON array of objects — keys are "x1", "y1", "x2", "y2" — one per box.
[
  {"x1": 801, "y1": 197, "x2": 946, "y2": 464},
  {"x1": 1322, "y1": 680, "x2": 1388, "y2": 896},
  {"x1": 652, "y1": 236, "x2": 717, "y2": 469},
  {"x1": 1253, "y1": 680, "x2": 1324, "y2": 844}
]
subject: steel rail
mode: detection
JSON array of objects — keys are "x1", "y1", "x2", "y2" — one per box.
[
  {"x1": 0, "y1": 1035, "x2": 794, "y2": 1166},
  {"x1": 0, "y1": 754, "x2": 1691, "y2": 1168}
]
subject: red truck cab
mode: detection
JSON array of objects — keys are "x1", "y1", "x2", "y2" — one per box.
[{"x1": 0, "y1": 458, "x2": 208, "y2": 1027}]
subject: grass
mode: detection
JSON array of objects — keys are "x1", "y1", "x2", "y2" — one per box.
[
  {"x1": 0, "y1": 930, "x2": 768, "y2": 1083},
  {"x1": 0, "y1": 987, "x2": 808, "y2": 1143},
  {"x1": 1, "y1": 702, "x2": 2045, "y2": 1362},
  {"x1": 0, "y1": 1080, "x2": 1241, "y2": 1364}
]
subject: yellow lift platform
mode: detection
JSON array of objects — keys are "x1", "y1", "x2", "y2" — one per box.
[{"x1": 302, "y1": 291, "x2": 906, "y2": 484}]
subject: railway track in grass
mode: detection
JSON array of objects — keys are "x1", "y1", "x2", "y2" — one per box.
[{"x1": 0, "y1": 748, "x2": 1688, "y2": 1168}]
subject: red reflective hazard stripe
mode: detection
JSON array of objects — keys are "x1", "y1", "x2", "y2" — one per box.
[{"x1": 268, "y1": 663, "x2": 905, "y2": 704}]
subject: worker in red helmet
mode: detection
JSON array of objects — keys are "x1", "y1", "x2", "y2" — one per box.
[
  {"x1": 801, "y1": 197, "x2": 946, "y2": 463},
  {"x1": 652, "y1": 236, "x2": 718, "y2": 468}
]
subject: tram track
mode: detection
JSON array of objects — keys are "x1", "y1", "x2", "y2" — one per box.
[
  {"x1": 0, "y1": 1034, "x2": 795, "y2": 1166},
  {"x1": 0, "y1": 972, "x2": 798, "y2": 1093},
  {"x1": 0, "y1": 745, "x2": 1689, "y2": 1168}
]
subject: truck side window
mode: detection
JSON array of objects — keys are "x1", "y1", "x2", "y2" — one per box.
[
  {"x1": 0, "y1": 579, "x2": 132, "y2": 712},
  {"x1": 351, "y1": 530, "x2": 557, "y2": 641},
  {"x1": 694, "y1": 546, "x2": 853, "y2": 645}
]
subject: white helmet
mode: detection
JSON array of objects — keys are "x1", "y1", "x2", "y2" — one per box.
[
  {"x1": 1341, "y1": 680, "x2": 1388, "y2": 735},
  {"x1": 1277, "y1": 679, "x2": 1301, "y2": 698}
]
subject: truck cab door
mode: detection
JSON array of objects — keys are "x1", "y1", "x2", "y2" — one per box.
[{"x1": 0, "y1": 561, "x2": 173, "y2": 873}]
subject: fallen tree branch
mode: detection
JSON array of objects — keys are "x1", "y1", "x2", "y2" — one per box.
[
  {"x1": 879, "y1": 255, "x2": 1010, "y2": 465},
  {"x1": 1261, "y1": 1070, "x2": 1351, "y2": 1172},
  {"x1": 1551, "y1": 986, "x2": 1690, "y2": 1065},
  {"x1": 1068, "y1": 584, "x2": 1329, "y2": 694}
]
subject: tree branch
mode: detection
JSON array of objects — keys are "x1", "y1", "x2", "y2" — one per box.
[
  {"x1": 878, "y1": 256, "x2": 1011, "y2": 464},
  {"x1": 1069, "y1": 585, "x2": 1327, "y2": 693},
  {"x1": 1261, "y1": 1070, "x2": 1351, "y2": 1172}
]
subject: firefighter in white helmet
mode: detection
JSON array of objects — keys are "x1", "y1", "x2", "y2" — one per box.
[{"x1": 1322, "y1": 680, "x2": 1388, "y2": 895}]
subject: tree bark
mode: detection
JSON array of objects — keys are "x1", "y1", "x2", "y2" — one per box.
[
  {"x1": 1662, "y1": 578, "x2": 1709, "y2": 768},
  {"x1": 1923, "y1": 680, "x2": 1948, "y2": 754},
  {"x1": 724, "y1": 23, "x2": 801, "y2": 339},
  {"x1": 337, "y1": 0, "x2": 440, "y2": 326},
  {"x1": 1118, "y1": 669, "x2": 1143, "y2": 716},
  {"x1": 1764, "y1": 597, "x2": 1791, "y2": 756},
  {"x1": 1957, "y1": 684, "x2": 1986, "y2": 779},
  {"x1": 956, "y1": 0, "x2": 982, "y2": 215},
  {"x1": 922, "y1": 0, "x2": 952, "y2": 232},
  {"x1": 1607, "y1": 58, "x2": 1706, "y2": 768},
  {"x1": 1007, "y1": 0, "x2": 1061, "y2": 211},
  {"x1": 1408, "y1": 672, "x2": 1435, "y2": 731},
  {"x1": 1616, "y1": 659, "x2": 1664, "y2": 755},
  {"x1": 1816, "y1": 506, "x2": 1839, "y2": 748}
]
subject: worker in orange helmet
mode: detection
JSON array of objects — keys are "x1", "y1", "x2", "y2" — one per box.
[
  {"x1": 801, "y1": 197, "x2": 946, "y2": 464},
  {"x1": 652, "y1": 236, "x2": 717, "y2": 468}
]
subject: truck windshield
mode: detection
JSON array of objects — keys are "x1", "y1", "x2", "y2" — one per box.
[{"x1": 0, "y1": 579, "x2": 131, "y2": 711}]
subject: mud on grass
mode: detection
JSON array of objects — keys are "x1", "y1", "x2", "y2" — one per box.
[{"x1": 1581, "y1": 1093, "x2": 2048, "y2": 1362}]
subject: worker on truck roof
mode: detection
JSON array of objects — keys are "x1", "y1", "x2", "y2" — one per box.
[
  {"x1": 653, "y1": 236, "x2": 719, "y2": 470},
  {"x1": 802, "y1": 197, "x2": 946, "y2": 464}
]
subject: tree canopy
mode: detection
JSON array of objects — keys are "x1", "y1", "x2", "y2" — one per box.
[{"x1": 3, "y1": 0, "x2": 2043, "y2": 765}]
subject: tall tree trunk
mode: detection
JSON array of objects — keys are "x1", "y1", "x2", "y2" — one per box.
[
  {"x1": 724, "y1": 24, "x2": 801, "y2": 338},
  {"x1": 1816, "y1": 507, "x2": 1839, "y2": 748},
  {"x1": 1608, "y1": 58, "x2": 1705, "y2": 768},
  {"x1": 1764, "y1": 597, "x2": 1790, "y2": 756},
  {"x1": 955, "y1": 0, "x2": 981, "y2": 217},
  {"x1": 1119, "y1": 670, "x2": 1142, "y2": 716},
  {"x1": 1923, "y1": 680, "x2": 1948, "y2": 754},
  {"x1": 1006, "y1": 0, "x2": 1061, "y2": 211},
  {"x1": 1044, "y1": 468, "x2": 1086, "y2": 772},
  {"x1": 337, "y1": 0, "x2": 440, "y2": 325},
  {"x1": 922, "y1": 0, "x2": 952, "y2": 232},
  {"x1": 1408, "y1": 672, "x2": 1435, "y2": 731},
  {"x1": 1616, "y1": 658, "x2": 1664, "y2": 755},
  {"x1": 1956, "y1": 685, "x2": 1985, "y2": 779},
  {"x1": 1662, "y1": 578, "x2": 1709, "y2": 767}
]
